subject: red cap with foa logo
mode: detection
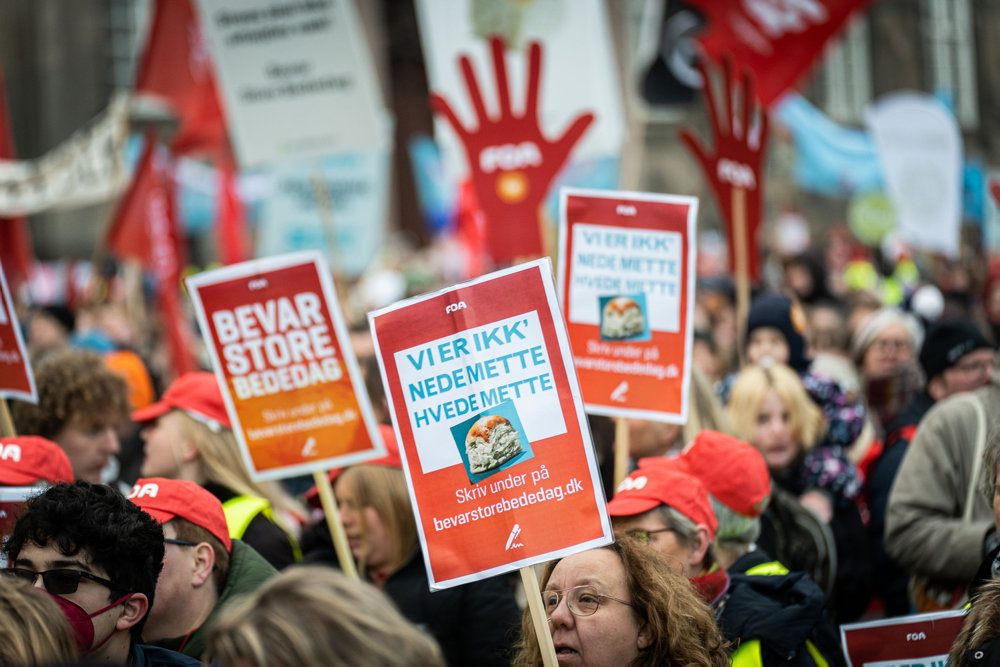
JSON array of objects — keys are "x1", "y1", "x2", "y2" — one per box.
[{"x1": 127, "y1": 477, "x2": 232, "y2": 552}]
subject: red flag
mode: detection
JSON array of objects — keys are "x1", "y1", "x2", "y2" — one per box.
[
  {"x1": 686, "y1": 0, "x2": 875, "y2": 107},
  {"x1": 216, "y1": 159, "x2": 250, "y2": 265},
  {"x1": 134, "y1": 0, "x2": 227, "y2": 157},
  {"x1": 0, "y1": 65, "x2": 34, "y2": 289}
]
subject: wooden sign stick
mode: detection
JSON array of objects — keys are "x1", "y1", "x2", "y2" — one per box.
[
  {"x1": 520, "y1": 565, "x2": 558, "y2": 667},
  {"x1": 0, "y1": 400, "x2": 16, "y2": 437},
  {"x1": 614, "y1": 416, "x2": 630, "y2": 489},
  {"x1": 311, "y1": 470, "x2": 359, "y2": 580},
  {"x1": 732, "y1": 186, "x2": 749, "y2": 367}
]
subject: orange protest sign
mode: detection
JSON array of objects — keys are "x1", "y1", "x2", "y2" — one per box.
[
  {"x1": 186, "y1": 251, "x2": 384, "y2": 481},
  {"x1": 369, "y1": 260, "x2": 612, "y2": 589},
  {"x1": 0, "y1": 260, "x2": 35, "y2": 402},
  {"x1": 557, "y1": 188, "x2": 698, "y2": 422}
]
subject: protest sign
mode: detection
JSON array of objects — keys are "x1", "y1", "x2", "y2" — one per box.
[
  {"x1": 0, "y1": 487, "x2": 40, "y2": 568},
  {"x1": 840, "y1": 609, "x2": 965, "y2": 666},
  {"x1": 557, "y1": 188, "x2": 697, "y2": 422},
  {"x1": 196, "y1": 0, "x2": 385, "y2": 167},
  {"x1": 0, "y1": 259, "x2": 35, "y2": 403},
  {"x1": 186, "y1": 251, "x2": 385, "y2": 481},
  {"x1": 369, "y1": 259, "x2": 612, "y2": 589}
]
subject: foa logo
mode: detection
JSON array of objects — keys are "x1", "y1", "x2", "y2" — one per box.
[
  {"x1": 446, "y1": 301, "x2": 467, "y2": 314},
  {"x1": 0, "y1": 444, "x2": 21, "y2": 462},
  {"x1": 616, "y1": 475, "x2": 648, "y2": 493},
  {"x1": 128, "y1": 483, "x2": 159, "y2": 499}
]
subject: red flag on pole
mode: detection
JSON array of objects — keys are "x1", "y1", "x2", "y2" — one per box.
[
  {"x1": 216, "y1": 158, "x2": 250, "y2": 266},
  {"x1": 0, "y1": 65, "x2": 34, "y2": 290},
  {"x1": 685, "y1": 0, "x2": 875, "y2": 107},
  {"x1": 134, "y1": 0, "x2": 227, "y2": 158}
]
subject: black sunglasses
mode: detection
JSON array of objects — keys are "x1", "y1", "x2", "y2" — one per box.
[{"x1": 1, "y1": 567, "x2": 119, "y2": 595}]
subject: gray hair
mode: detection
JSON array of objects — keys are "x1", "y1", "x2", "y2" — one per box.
[
  {"x1": 850, "y1": 307, "x2": 924, "y2": 364},
  {"x1": 709, "y1": 496, "x2": 761, "y2": 547}
]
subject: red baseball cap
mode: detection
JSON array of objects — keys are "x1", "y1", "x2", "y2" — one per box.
[
  {"x1": 0, "y1": 436, "x2": 74, "y2": 486},
  {"x1": 127, "y1": 477, "x2": 232, "y2": 552},
  {"x1": 304, "y1": 425, "x2": 402, "y2": 508},
  {"x1": 607, "y1": 465, "x2": 717, "y2": 540},
  {"x1": 131, "y1": 372, "x2": 231, "y2": 430},
  {"x1": 674, "y1": 430, "x2": 771, "y2": 518}
]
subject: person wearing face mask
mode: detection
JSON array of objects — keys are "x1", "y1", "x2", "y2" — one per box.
[
  {"x1": 513, "y1": 537, "x2": 728, "y2": 667},
  {"x1": 299, "y1": 426, "x2": 521, "y2": 666},
  {"x1": 0, "y1": 481, "x2": 200, "y2": 666}
]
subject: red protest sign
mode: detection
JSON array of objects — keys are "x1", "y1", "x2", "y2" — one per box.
[
  {"x1": 0, "y1": 260, "x2": 35, "y2": 402},
  {"x1": 369, "y1": 260, "x2": 612, "y2": 589},
  {"x1": 558, "y1": 188, "x2": 697, "y2": 421},
  {"x1": 687, "y1": 0, "x2": 875, "y2": 108},
  {"x1": 840, "y1": 610, "x2": 965, "y2": 666},
  {"x1": 0, "y1": 487, "x2": 38, "y2": 568},
  {"x1": 186, "y1": 252, "x2": 385, "y2": 481},
  {"x1": 430, "y1": 37, "x2": 594, "y2": 262}
]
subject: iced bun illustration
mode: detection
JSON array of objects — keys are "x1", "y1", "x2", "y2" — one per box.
[
  {"x1": 601, "y1": 296, "x2": 645, "y2": 339},
  {"x1": 465, "y1": 415, "x2": 523, "y2": 474}
]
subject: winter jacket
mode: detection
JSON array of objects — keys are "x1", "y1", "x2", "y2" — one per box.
[
  {"x1": 885, "y1": 373, "x2": 1000, "y2": 584},
  {"x1": 950, "y1": 578, "x2": 1000, "y2": 666},
  {"x1": 130, "y1": 643, "x2": 201, "y2": 667},
  {"x1": 206, "y1": 482, "x2": 299, "y2": 570},
  {"x1": 148, "y1": 539, "x2": 278, "y2": 659}
]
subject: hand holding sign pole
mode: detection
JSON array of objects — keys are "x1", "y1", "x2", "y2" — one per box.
[
  {"x1": 679, "y1": 57, "x2": 768, "y2": 345},
  {"x1": 431, "y1": 36, "x2": 594, "y2": 262}
]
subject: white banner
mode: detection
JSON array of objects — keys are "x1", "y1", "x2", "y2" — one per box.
[
  {"x1": 0, "y1": 95, "x2": 129, "y2": 216},
  {"x1": 866, "y1": 92, "x2": 962, "y2": 257},
  {"x1": 196, "y1": 0, "x2": 385, "y2": 167}
]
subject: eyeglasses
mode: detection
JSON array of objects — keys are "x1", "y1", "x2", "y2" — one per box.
[
  {"x1": 871, "y1": 338, "x2": 912, "y2": 353},
  {"x1": 542, "y1": 585, "x2": 634, "y2": 618},
  {"x1": 625, "y1": 527, "x2": 675, "y2": 543},
  {"x1": 1, "y1": 567, "x2": 118, "y2": 595},
  {"x1": 952, "y1": 357, "x2": 995, "y2": 375},
  {"x1": 164, "y1": 538, "x2": 199, "y2": 547}
]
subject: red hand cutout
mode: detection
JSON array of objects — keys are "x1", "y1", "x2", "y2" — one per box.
[
  {"x1": 990, "y1": 180, "x2": 1000, "y2": 209},
  {"x1": 431, "y1": 36, "x2": 594, "y2": 262},
  {"x1": 679, "y1": 57, "x2": 769, "y2": 281}
]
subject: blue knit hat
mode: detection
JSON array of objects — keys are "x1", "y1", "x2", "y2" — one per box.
[{"x1": 745, "y1": 293, "x2": 809, "y2": 372}]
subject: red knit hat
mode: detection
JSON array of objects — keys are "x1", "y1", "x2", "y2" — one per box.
[
  {"x1": 127, "y1": 477, "x2": 232, "y2": 552},
  {"x1": 0, "y1": 436, "x2": 74, "y2": 486},
  {"x1": 607, "y1": 465, "x2": 717, "y2": 540},
  {"x1": 132, "y1": 372, "x2": 231, "y2": 430},
  {"x1": 304, "y1": 425, "x2": 401, "y2": 508},
  {"x1": 674, "y1": 430, "x2": 771, "y2": 518}
]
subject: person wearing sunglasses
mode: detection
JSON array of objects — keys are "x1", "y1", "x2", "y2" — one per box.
[
  {"x1": 126, "y1": 477, "x2": 277, "y2": 659},
  {"x1": 1, "y1": 481, "x2": 200, "y2": 666},
  {"x1": 513, "y1": 536, "x2": 728, "y2": 667}
]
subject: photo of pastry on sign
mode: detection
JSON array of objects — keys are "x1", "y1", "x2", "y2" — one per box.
[
  {"x1": 450, "y1": 400, "x2": 533, "y2": 483},
  {"x1": 599, "y1": 294, "x2": 649, "y2": 341}
]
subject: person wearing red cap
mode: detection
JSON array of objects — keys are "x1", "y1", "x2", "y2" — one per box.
[
  {"x1": 606, "y1": 465, "x2": 728, "y2": 605},
  {"x1": 126, "y1": 478, "x2": 276, "y2": 659},
  {"x1": 0, "y1": 435, "x2": 74, "y2": 487},
  {"x1": 133, "y1": 372, "x2": 305, "y2": 570}
]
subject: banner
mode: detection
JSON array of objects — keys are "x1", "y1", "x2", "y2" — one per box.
[
  {"x1": 557, "y1": 188, "x2": 697, "y2": 422},
  {"x1": 0, "y1": 487, "x2": 41, "y2": 568},
  {"x1": 866, "y1": 92, "x2": 962, "y2": 258},
  {"x1": 686, "y1": 0, "x2": 875, "y2": 108},
  {"x1": 840, "y1": 609, "x2": 965, "y2": 666},
  {"x1": 0, "y1": 95, "x2": 129, "y2": 216},
  {"x1": 0, "y1": 259, "x2": 35, "y2": 402},
  {"x1": 186, "y1": 251, "x2": 385, "y2": 481},
  {"x1": 195, "y1": 0, "x2": 385, "y2": 167},
  {"x1": 369, "y1": 259, "x2": 612, "y2": 589}
]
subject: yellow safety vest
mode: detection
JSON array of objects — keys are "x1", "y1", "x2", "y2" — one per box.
[{"x1": 222, "y1": 495, "x2": 302, "y2": 561}]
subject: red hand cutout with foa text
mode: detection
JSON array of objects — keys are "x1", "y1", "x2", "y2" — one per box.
[{"x1": 431, "y1": 36, "x2": 594, "y2": 263}]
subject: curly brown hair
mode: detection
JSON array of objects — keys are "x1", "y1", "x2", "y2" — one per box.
[
  {"x1": 513, "y1": 536, "x2": 730, "y2": 667},
  {"x1": 10, "y1": 347, "x2": 129, "y2": 438}
]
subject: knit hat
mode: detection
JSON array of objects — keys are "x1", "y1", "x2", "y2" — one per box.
[
  {"x1": 0, "y1": 436, "x2": 74, "y2": 486},
  {"x1": 132, "y1": 372, "x2": 231, "y2": 431},
  {"x1": 919, "y1": 320, "x2": 993, "y2": 381},
  {"x1": 673, "y1": 431, "x2": 771, "y2": 518},
  {"x1": 744, "y1": 293, "x2": 810, "y2": 371},
  {"x1": 127, "y1": 477, "x2": 232, "y2": 552},
  {"x1": 607, "y1": 465, "x2": 717, "y2": 540}
]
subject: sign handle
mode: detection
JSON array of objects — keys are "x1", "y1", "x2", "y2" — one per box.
[
  {"x1": 0, "y1": 400, "x2": 16, "y2": 437},
  {"x1": 732, "y1": 186, "x2": 750, "y2": 367},
  {"x1": 311, "y1": 470, "x2": 359, "y2": 580},
  {"x1": 614, "y1": 417, "x2": 630, "y2": 488},
  {"x1": 520, "y1": 565, "x2": 558, "y2": 667}
]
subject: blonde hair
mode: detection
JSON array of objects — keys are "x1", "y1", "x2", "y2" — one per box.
[
  {"x1": 513, "y1": 537, "x2": 729, "y2": 667},
  {"x1": 204, "y1": 566, "x2": 444, "y2": 667},
  {"x1": 727, "y1": 363, "x2": 826, "y2": 453},
  {"x1": 335, "y1": 465, "x2": 417, "y2": 574},
  {"x1": 176, "y1": 411, "x2": 306, "y2": 528},
  {"x1": 0, "y1": 575, "x2": 78, "y2": 665}
]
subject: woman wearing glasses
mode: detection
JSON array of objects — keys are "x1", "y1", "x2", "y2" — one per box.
[{"x1": 513, "y1": 537, "x2": 728, "y2": 667}]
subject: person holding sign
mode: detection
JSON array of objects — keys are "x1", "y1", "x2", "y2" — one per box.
[
  {"x1": 512, "y1": 536, "x2": 728, "y2": 667},
  {"x1": 301, "y1": 430, "x2": 520, "y2": 667},
  {"x1": 133, "y1": 373, "x2": 305, "y2": 570}
]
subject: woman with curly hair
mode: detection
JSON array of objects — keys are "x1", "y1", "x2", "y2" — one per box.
[
  {"x1": 514, "y1": 536, "x2": 729, "y2": 667},
  {"x1": 10, "y1": 347, "x2": 130, "y2": 483}
]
